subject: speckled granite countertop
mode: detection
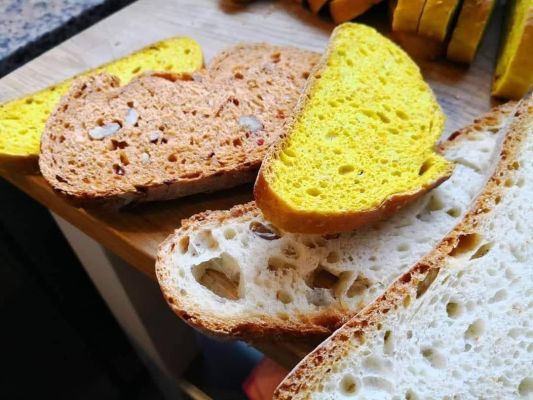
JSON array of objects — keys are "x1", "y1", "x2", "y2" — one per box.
[{"x1": 0, "y1": 0, "x2": 134, "y2": 76}]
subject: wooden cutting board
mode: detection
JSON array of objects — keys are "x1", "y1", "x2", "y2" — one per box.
[{"x1": 0, "y1": 0, "x2": 505, "y2": 369}]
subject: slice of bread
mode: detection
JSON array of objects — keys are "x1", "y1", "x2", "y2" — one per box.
[
  {"x1": 391, "y1": 0, "x2": 428, "y2": 33},
  {"x1": 39, "y1": 44, "x2": 319, "y2": 206},
  {"x1": 418, "y1": 0, "x2": 462, "y2": 42},
  {"x1": 492, "y1": 0, "x2": 533, "y2": 99},
  {"x1": 254, "y1": 23, "x2": 452, "y2": 234},
  {"x1": 155, "y1": 102, "x2": 516, "y2": 339},
  {"x1": 274, "y1": 96, "x2": 532, "y2": 400},
  {"x1": 447, "y1": 0, "x2": 496, "y2": 63},
  {"x1": 329, "y1": 0, "x2": 382, "y2": 24},
  {"x1": 0, "y1": 37, "x2": 203, "y2": 170}
]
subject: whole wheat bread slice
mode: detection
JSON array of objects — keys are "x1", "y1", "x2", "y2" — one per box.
[
  {"x1": 155, "y1": 102, "x2": 517, "y2": 339},
  {"x1": 39, "y1": 44, "x2": 319, "y2": 206},
  {"x1": 274, "y1": 97, "x2": 532, "y2": 399}
]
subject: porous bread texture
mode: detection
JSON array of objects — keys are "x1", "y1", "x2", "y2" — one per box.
[
  {"x1": 492, "y1": 0, "x2": 533, "y2": 99},
  {"x1": 155, "y1": 102, "x2": 516, "y2": 339},
  {"x1": 274, "y1": 97, "x2": 532, "y2": 400},
  {"x1": 418, "y1": 0, "x2": 462, "y2": 42},
  {"x1": 254, "y1": 23, "x2": 452, "y2": 234},
  {"x1": 391, "y1": 0, "x2": 427, "y2": 33},
  {"x1": 0, "y1": 37, "x2": 202, "y2": 166},
  {"x1": 447, "y1": 0, "x2": 497, "y2": 64},
  {"x1": 39, "y1": 44, "x2": 319, "y2": 206}
]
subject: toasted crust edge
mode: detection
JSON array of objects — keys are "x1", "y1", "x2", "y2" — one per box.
[
  {"x1": 155, "y1": 101, "x2": 518, "y2": 340},
  {"x1": 273, "y1": 97, "x2": 531, "y2": 399},
  {"x1": 254, "y1": 23, "x2": 452, "y2": 235}
]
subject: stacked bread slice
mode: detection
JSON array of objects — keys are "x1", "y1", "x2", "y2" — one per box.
[
  {"x1": 156, "y1": 101, "x2": 516, "y2": 338},
  {"x1": 39, "y1": 44, "x2": 319, "y2": 206},
  {"x1": 0, "y1": 37, "x2": 203, "y2": 168},
  {"x1": 274, "y1": 95, "x2": 531, "y2": 400}
]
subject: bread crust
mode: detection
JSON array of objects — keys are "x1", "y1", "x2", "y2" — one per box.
[
  {"x1": 155, "y1": 101, "x2": 517, "y2": 340},
  {"x1": 273, "y1": 96, "x2": 531, "y2": 399}
]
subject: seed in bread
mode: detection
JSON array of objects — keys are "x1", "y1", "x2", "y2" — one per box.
[{"x1": 254, "y1": 23, "x2": 452, "y2": 234}]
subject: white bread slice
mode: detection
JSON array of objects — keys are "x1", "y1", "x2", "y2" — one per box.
[
  {"x1": 274, "y1": 97, "x2": 532, "y2": 399},
  {"x1": 156, "y1": 102, "x2": 517, "y2": 338}
]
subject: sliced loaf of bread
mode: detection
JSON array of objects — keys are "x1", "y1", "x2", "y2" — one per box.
[
  {"x1": 391, "y1": 0, "x2": 427, "y2": 33},
  {"x1": 446, "y1": 0, "x2": 496, "y2": 63},
  {"x1": 156, "y1": 102, "x2": 516, "y2": 339},
  {"x1": 39, "y1": 44, "x2": 319, "y2": 206},
  {"x1": 274, "y1": 96, "x2": 532, "y2": 400},
  {"x1": 254, "y1": 23, "x2": 452, "y2": 234},
  {"x1": 418, "y1": 0, "x2": 462, "y2": 42}
]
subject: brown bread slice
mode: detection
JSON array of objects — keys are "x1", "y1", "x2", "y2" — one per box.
[{"x1": 39, "y1": 44, "x2": 319, "y2": 206}]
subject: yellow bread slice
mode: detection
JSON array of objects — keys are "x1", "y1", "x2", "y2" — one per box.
[
  {"x1": 330, "y1": 0, "x2": 382, "y2": 24},
  {"x1": 254, "y1": 23, "x2": 452, "y2": 234},
  {"x1": 391, "y1": 0, "x2": 427, "y2": 32},
  {"x1": 0, "y1": 37, "x2": 202, "y2": 170},
  {"x1": 447, "y1": 0, "x2": 497, "y2": 63},
  {"x1": 309, "y1": 0, "x2": 329, "y2": 14},
  {"x1": 418, "y1": 0, "x2": 462, "y2": 41},
  {"x1": 492, "y1": 0, "x2": 533, "y2": 99}
]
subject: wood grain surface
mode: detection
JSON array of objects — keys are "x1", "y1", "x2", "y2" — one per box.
[{"x1": 0, "y1": 0, "x2": 505, "y2": 369}]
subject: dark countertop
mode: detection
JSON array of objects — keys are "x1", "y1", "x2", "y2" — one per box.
[{"x1": 0, "y1": 0, "x2": 134, "y2": 76}]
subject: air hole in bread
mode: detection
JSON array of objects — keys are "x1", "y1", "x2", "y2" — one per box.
[
  {"x1": 450, "y1": 233, "x2": 481, "y2": 257},
  {"x1": 276, "y1": 290, "x2": 293, "y2": 304},
  {"x1": 518, "y1": 377, "x2": 533, "y2": 397},
  {"x1": 197, "y1": 230, "x2": 218, "y2": 249},
  {"x1": 426, "y1": 194, "x2": 444, "y2": 211},
  {"x1": 347, "y1": 274, "x2": 371, "y2": 298},
  {"x1": 415, "y1": 268, "x2": 439, "y2": 299},
  {"x1": 339, "y1": 374, "x2": 359, "y2": 396},
  {"x1": 192, "y1": 253, "x2": 241, "y2": 300},
  {"x1": 446, "y1": 301, "x2": 463, "y2": 318},
  {"x1": 418, "y1": 159, "x2": 432, "y2": 176},
  {"x1": 168, "y1": 154, "x2": 178, "y2": 162},
  {"x1": 489, "y1": 289, "x2": 507, "y2": 303},
  {"x1": 178, "y1": 236, "x2": 190, "y2": 254},
  {"x1": 421, "y1": 347, "x2": 446, "y2": 369},
  {"x1": 326, "y1": 251, "x2": 340, "y2": 263},
  {"x1": 268, "y1": 256, "x2": 296, "y2": 271},
  {"x1": 397, "y1": 243, "x2": 410, "y2": 252},
  {"x1": 383, "y1": 330, "x2": 393, "y2": 355},
  {"x1": 119, "y1": 152, "x2": 130, "y2": 166},
  {"x1": 223, "y1": 228, "x2": 236, "y2": 240},
  {"x1": 464, "y1": 319, "x2": 485, "y2": 340},
  {"x1": 282, "y1": 244, "x2": 299, "y2": 259},
  {"x1": 249, "y1": 221, "x2": 281, "y2": 240},
  {"x1": 470, "y1": 242, "x2": 493, "y2": 259},
  {"x1": 308, "y1": 267, "x2": 338, "y2": 291}
]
